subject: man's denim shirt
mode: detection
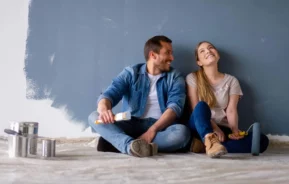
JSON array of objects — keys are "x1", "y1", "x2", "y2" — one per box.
[{"x1": 97, "y1": 63, "x2": 186, "y2": 118}]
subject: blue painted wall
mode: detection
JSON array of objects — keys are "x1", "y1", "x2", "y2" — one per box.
[{"x1": 25, "y1": 0, "x2": 289, "y2": 134}]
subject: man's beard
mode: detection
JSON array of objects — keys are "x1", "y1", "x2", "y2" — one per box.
[{"x1": 156, "y1": 62, "x2": 170, "y2": 72}]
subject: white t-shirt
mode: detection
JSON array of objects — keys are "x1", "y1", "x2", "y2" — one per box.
[
  {"x1": 186, "y1": 73, "x2": 243, "y2": 127},
  {"x1": 141, "y1": 73, "x2": 162, "y2": 119}
]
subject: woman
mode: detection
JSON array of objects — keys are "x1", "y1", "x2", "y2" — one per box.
[{"x1": 186, "y1": 41, "x2": 269, "y2": 158}]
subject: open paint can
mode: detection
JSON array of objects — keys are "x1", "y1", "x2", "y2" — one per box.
[{"x1": 10, "y1": 122, "x2": 39, "y2": 155}]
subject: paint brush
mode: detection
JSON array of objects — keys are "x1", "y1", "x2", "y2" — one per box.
[{"x1": 95, "y1": 111, "x2": 131, "y2": 124}]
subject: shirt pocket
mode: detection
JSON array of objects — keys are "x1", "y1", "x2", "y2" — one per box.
[{"x1": 129, "y1": 87, "x2": 143, "y2": 110}]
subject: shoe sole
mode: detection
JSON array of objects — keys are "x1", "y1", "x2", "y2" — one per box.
[
  {"x1": 208, "y1": 149, "x2": 228, "y2": 158},
  {"x1": 130, "y1": 139, "x2": 158, "y2": 157},
  {"x1": 150, "y1": 143, "x2": 158, "y2": 156}
]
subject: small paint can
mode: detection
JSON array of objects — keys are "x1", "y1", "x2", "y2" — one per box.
[{"x1": 42, "y1": 139, "x2": 56, "y2": 158}]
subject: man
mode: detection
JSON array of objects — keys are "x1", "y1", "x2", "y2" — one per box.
[{"x1": 88, "y1": 35, "x2": 191, "y2": 157}]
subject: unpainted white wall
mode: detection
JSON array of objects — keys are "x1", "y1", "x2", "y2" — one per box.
[{"x1": 0, "y1": 0, "x2": 93, "y2": 138}]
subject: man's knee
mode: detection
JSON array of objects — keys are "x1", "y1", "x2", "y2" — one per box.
[
  {"x1": 88, "y1": 111, "x2": 98, "y2": 126},
  {"x1": 169, "y1": 124, "x2": 191, "y2": 146}
]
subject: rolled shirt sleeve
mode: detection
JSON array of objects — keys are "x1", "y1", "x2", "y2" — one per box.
[{"x1": 166, "y1": 72, "x2": 186, "y2": 118}]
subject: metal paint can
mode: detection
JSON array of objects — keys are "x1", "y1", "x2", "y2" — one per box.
[
  {"x1": 10, "y1": 121, "x2": 39, "y2": 136},
  {"x1": 27, "y1": 135, "x2": 38, "y2": 155},
  {"x1": 8, "y1": 134, "x2": 28, "y2": 158},
  {"x1": 10, "y1": 122, "x2": 39, "y2": 155},
  {"x1": 42, "y1": 139, "x2": 56, "y2": 158}
]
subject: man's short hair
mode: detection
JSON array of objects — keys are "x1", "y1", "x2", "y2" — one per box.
[{"x1": 144, "y1": 35, "x2": 172, "y2": 61}]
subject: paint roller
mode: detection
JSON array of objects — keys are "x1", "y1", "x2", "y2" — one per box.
[{"x1": 228, "y1": 122, "x2": 261, "y2": 156}]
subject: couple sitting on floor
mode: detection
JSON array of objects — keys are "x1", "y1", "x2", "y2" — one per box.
[{"x1": 88, "y1": 35, "x2": 269, "y2": 158}]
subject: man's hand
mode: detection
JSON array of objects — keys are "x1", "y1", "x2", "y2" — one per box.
[
  {"x1": 98, "y1": 110, "x2": 115, "y2": 124},
  {"x1": 97, "y1": 99, "x2": 114, "y2": 124},
  {"x1": 138, "y1": 128, "x2": 157, "y2": 143}
]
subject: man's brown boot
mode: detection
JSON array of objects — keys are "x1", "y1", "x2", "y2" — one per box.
[
  {"x1": 190, "y1": 137, "x2": 205, "y2": 153},
  {"x1": 204, "y1": 133, "x2": 227, "y2": 158}
]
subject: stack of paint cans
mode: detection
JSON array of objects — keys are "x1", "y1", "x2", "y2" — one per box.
[
  {"x1": 9, "y1": 122, "x2": 38, "y2": 157},
  {"x1": 6, "y1": 121, "x2": 57, "y2": 159}
]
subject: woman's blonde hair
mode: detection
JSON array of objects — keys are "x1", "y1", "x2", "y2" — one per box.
[{"x1": 194, "y1": 41, "x2": 217, "y2": 108}]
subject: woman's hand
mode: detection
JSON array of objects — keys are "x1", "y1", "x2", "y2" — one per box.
[
  {"x1": 213, "y1": 126, "x2": 225, "y2": 142},
  {"x1": 229, "y1": 129, "x2": 244, "y2": 140}
]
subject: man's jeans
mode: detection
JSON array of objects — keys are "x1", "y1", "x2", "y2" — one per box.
[
  {"x1": 88, "y1": 111, "x2": 191, "y2": 155},
  {"x1": 188, "y1": 101, "x2": 269, "y2": 153}
]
